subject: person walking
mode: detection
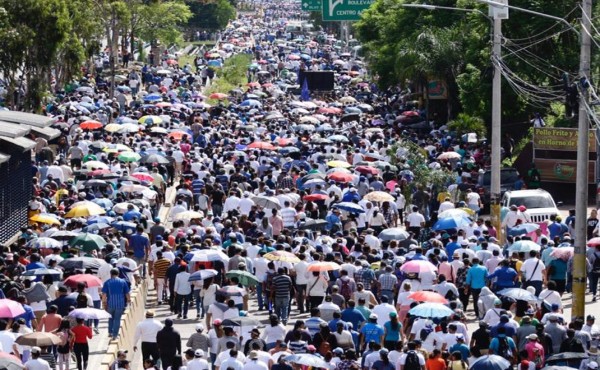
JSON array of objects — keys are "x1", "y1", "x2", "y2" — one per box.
[
  {"x1": 465, "y1": 258, "x2": 488, "y2": 318},
  {"x1": 174, "y1": 265, "x2": 192, "y2": 319},
  {"x1": 157, "y1": 319, "x2": 182, "y2": 370},
  {"x1": 102, "y1": 268, "x2": 131, "y2": 340},
  {"x1": 133, "y1": 310, "x2": 163, "y2": 366},
  {"x1": 55, "y1": 319, "x2": 74, "y2": 370},
  {"x1": 271, "y1": 268, "x2": 294, "y2": 324},
  {"x1": 71, "y1": 318, "x2": 93, "y2": 370}
]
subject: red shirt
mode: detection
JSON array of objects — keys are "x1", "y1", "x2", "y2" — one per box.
[{"x1": 72, "y1": 325, "x2": 93, "y2": 344}]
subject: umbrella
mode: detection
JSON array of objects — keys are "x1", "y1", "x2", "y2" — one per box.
[
  {"x1": 65, "y1": 203, "x2": 106, "y2": 218},
  {"x1": 327, "y1": 160, "x2": 352, "y2": 168},
  {"x1": 437, "y1": 209, "x2": 472, "y2": 219},
  {"x1": 30, "y1": 213, "x2": 62, "y2": 225},
  {"x1": 299, "y1": 219, "x2": 329, "y2": 230},
  {"x1": 15, "y1": 332, "x2": 61, "y2": 346},
  {"x1": 217, "y1": 286, "x2": 245, "y2": 297},
  {"x1": 209, "y1": 93, "x2": 228, "y2": 100},
  {"x1": 470, "y1": 355, "x2": 512, "y2": 370},
  {"x1": 30, "y1": 237, "x2": 62, "y2": 249},
  {"x1": 363, "y1": 191, "x2": 395, "y2": 202},
  {"x1": 150, "y1": 126, "x2": 168, "y2": 134},
  {"x1": 143, "y1": 94, "x2": 162, "y2": 102},
  {"x1": 378, "y1": 228, "x2": 410, "y2": 241},
  {"x1": 63, "y1": 274, "x2": 103, "y2": 288},
  {"x1": 355, "y1": 166, "x2": 379, "y2": 175},
  {"x1": 328, "y1": 172, "x2": 354, "y2": 182},
  {"x1": 303, "y1": 194, "x2": 329, "y2": 201},
  {"x1": 117, "y1": 152, "x2": 141, "y2": 163},
  {"x1": 408, "y1": 302, "x2": 453, "y2": 318},
  {"x1": 303, "y1": 178, "x2": 326, "y2": 187},
  {"x1": 588, "y1": 237, "x2": 600, "y2": 247},
  {"x1": 138, "y1": 115, "x2": 163, "y2": 125},
  {"x1": 225, "y1": 270, "x2": 260, "y2": 286},
  {"x1": 221, "y1": 317, "x2": 261, "y2": 327},
  {"x1": 190, "y1": 250, "x2": 229, "y2": 263},
  {"x1": 546, "y1": 352, "x2": 589, "y2": 362},
  {"x1": 307, "y1": 262, "x2": 341, "y2": 272},
  {"x1": 50, "y1": 230, "x2": 79, "y2": 240},
  {"x1": 550, "y1": 247, "x2": 574, "y2": 261},
  {"x1": 140, "y1": 153, "x2": 170, "y2": 164},
  {"x1": 0, "y1": 352, "x2": 23, "y2": 370},
  {"x1": 432, "y1": 216, "x2": 471, "y2": 231},
  {"x1": 80, "y1": 120, "x2": 103, "y2": 130},
  {"x1": 111, "y1": 221, "x2": 137, "y2": 232},
  {"x1": 400, "y1": 260, "x2": 438, "y2": 274},
  {"x1": 119, "y1": 184, "x2": 148, "y2": 193},
  {"x1": 113, "y1": 202, "x2": 139, "y2": 214},
  {"x1": 22, "y1": 268, "x2": 62, "y2": 280},
  {"x1": 59, "y1": 257, "x2": 106, "y2": 270},
  {"x1": 69, "y1": 233, "x2": 107, "y2": 252},
  {"x1": 408, "y1": 291, "x2": 448, "y2": 304},
  {"x1": 497, "y1": 288, "x2": 539, "y2": 302},
  {"x1": 0, "y1": 299, "x2": 26, "y2": 318},
  {"x1": 188, "y1": 269, "x2": 218, "y2": 282},
  {"x1": 509, "y1": 223, "x2": 540, "y2": 236},
  {"x1": 174, "y1": 211, "x2": 205, "y2": 221},
  {"x1": 252, "y1": 195, "x2": 281, "y2": 210},
  {"x1": 119, "y1": 123, "x2": 141, "y2": 133},
  {"x1": 91, "y1": 198, "x2": 113, "y2": 210},
  {"x1": 508, "y1": 240, "x2": 541, "y2": 253},
  {"x1": 437, "y1": 151, "x2": 462, "y2": 160},
  {"x1": 247, "y1": 142, "x2": 275, "y2": 150},
  {"x1": 68, "y1": 308, "x2": 112, "y2": 320},
  {"x1": 339, "y1": 96, "x2": 357, "y2": 104},
  {"x1": 286, "y1": 354, "x2": 330, "y2": 369},
  {"x1": 265, "y1": 251, "x2": 300, "y2": 263},
  {"x1": 84, "y1": 223, "x2": 110, "y2": 232},
  {"x1": 131, "y1": 173, "x2": 154, "y2": 182},
  {"x1": 332, "y1": 202, "x2": 365, "y2": 213}
]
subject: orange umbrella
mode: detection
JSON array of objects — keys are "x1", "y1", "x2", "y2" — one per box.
[
  {"x1": 328, "y1": 172, "x2": 354, "y2": 182},
  {"x1": 277, "y1": 138, "x2": 294, "y2": 146},
  {"x1": 247, "y1": 82, "x2": 261, "y2": 87},
  {"x1": 156, "y1": 102, "x2": 172, "y2": 108},
  {"x1": 307, "y1": 262, "x2": 341, "y2": 272},
  {"x1": 408, "y1": 291, "x2": 448, "y2": 304},
  {"x1": 247, "y1": 142, "x2": 275, "y2": 150},
  {"x1": 80, "y1": 120, "x2": 103, "y2": 130},
  {"x1": 209, "y1": 93, "x2": 228, "y2": 100},
  {"x1": 168, "y1": 131, "x2": 189, "y2": 141}
]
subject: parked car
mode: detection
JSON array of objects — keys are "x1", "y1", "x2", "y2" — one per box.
[
  {"x1": 501, "y1": 188, "x2": 561, "y2": 223},
  {"x1": 477, "y1": 168, "x2": 520, "y2": 206}
]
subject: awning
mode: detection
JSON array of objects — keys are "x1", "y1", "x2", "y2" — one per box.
[
  {"x1": 25, "y1": 125, "x2": 61, "y2": 140},
  {"x1": 0, "y1": 121, "x2": 30, "y2": 138},
  {"x1": 0, "y1": 111, "x2": 53, "y2": 128},
  {"x1": 0, "y1": 136, "x2": 36, "y2": 151}
]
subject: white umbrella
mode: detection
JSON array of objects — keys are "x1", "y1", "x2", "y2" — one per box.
[
  {"x1": 112, "y1": 202, "x2": 139, "y2": 214},
  {"x1": 68, "y1": 308, "x2": 112, "y2": 320},
  {"x1": 252, "y1": 196, "x2": 281, "y2": 209}
]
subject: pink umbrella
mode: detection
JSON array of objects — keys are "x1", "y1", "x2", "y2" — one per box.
[
  {"x1": 400, "y1": 260, "x2": 437, "y2": 274},
  {"x1": 550, "y1": 247, "x2": 574, "y2": 261},
  {"x1": 0, "y1": 299, "x2": 25, "y2": 318}
]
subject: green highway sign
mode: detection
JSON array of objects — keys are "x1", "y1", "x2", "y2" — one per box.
[
  {"x1": 322, "y1": 0, "x2": 374, "y2": 21},
  {"x1": 302, "y1": 0, "x2": 321, "y2": 11}
]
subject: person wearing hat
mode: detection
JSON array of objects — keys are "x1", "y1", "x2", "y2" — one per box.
[
  {"x1": 581, "y1": 348, "x2": 600, "y2": 370},
  {"x1": 448, "y1": 334, "x2": 470, "y2": 362},
  {"x1": 25, "y1": 346, "x2": 51, "y2": 370},
  {"x1": 515, "y1": 315, "x2": 537, "y2": 350},
  {"x1": 360, "y1": 314, "x2": 384, "y2": 352},
  {"x1": 187, "y1": 349, "x2": 209, "y2": 370},
  {"x1": 242, "y1": 351, "x2": 268, "y2": 370},
  {"x1": 544, "y1": 314, "x2": 566, "y2": 354},
  {"x1": 187, "y1": 323, "x2": 209, "y2": 353},
  {"x1": 524, "y1": 333, "x2": 545, "y2": 367},
  {"x1": 110, "y1": 350, "x2": 129, "y2": 370},
  {"x1": 243, "y1": 328, "x2": 267, "y2": 355},
  {"x1": 133, "y1": 310, "x2": 163, "y2": 365},
  {"x1": 502, "y1": 204, "x2": 527, "y2": 231}
]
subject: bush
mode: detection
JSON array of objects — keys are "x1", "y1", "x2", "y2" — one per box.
[{"x1": 447, "y1": 113, "x2": 487, "y2": 139}]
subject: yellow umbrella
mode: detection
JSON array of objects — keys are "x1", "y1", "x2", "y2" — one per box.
[
  {"x1": 264, "y1": 251, "x2": 300, "y2": 263},
  {"x1": 327, "y1": 160, "x2": 352, "y2": 168},
  {"x1": 458, "y1": 207, "x2": 476, "y2": 216},
  {"x1": 30, "y1": 214, "x2": 61, "y2": 225},
  {"x1": 104, "y1": 124, "x2": 122, "y2": 133},
  {"x1": 65, "y1": 203, "x2": 106, "y2": 218},
  {"x1": 363, "y1": 191, "x2": 395, "y2": 202}
]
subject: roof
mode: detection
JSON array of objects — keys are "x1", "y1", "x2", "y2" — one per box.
[
  {"x1": 0, "y1": 121, "x2": 30, "y2": 138},
  {"x1": 0, "y1": 111, "x2": 53, "y2": 128},
  {"x1": 0, "y1": 136, "x2": 36, "y2": 151},
  {"x1": 26, "y1": 125, "x2": 61, "y2": 140},
  {"x1": 0, "y1": 152, "x2": 10, "y2": 164}
]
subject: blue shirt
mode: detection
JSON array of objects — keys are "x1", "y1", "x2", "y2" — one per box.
[
  {"x1": 129, "y1": 233, "x2": 149, "y2": 258},
  {"x1": 489, "y1": 335, "x2": 516, "y2": 354},
  {"x1": 466, "y1": 264, "x2": 488, "y2": 289},
  {"x1": 360, "y1": 322, "x2": 384, "y2": 344},
  {"x1": 101, "y1": 277, "x2": 131, "y2": 310},
  {"x1": 446, "y1": 242, "x2": 460, "y2": 257},
  {"x1": 25, "y1": 262, "x2": 46, "y2": 271},
  {"x1": 487, "y1": 266, "x2": 517, "y2": 288},
  {"x1": 449, "y1": 342, "x2": 470, "y2": 360},
  {"x1": 14, "y1": 304, "x2": 35, "y2": 328},
  {"x1": 123, "y1": 210, "x2": 142, "y2": 221},
  {"x1": 328, "y1": 318, "x2": 349, "y2": 332},
  {"x1": 305, "y1": 317, "x2": 327, "y2": 338},
  {"x1": 341, "y1": 308, "x2": 366, "y2": 330}
]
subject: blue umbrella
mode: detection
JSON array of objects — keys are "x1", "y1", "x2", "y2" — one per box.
[
  {"x1": 87, "y1": 216, "x2": 114, "y2": 225},
  {"x1": 144, "y1": 94, "x2": 162, "y2": 102},
  {"x1": 333, "y1": 202, "x2": 365, "y2": 213},
  {"x1": 283, "y1": 160, "x2": 311, "y2": 171},
  {"x1": 92, "y1": 198, "x2": 113, "y2": 210},
  {"x1": 279, "y1": 147, "x2": 300, "y2": 155},
  {"x1": 22, "y1": 268, "x2": 62, "y2": 278},
  {"x1": 116, "y1": 116, "x2": 136, "y2": 124},
  {"x1": 408, "y1": 302, "x2": 453, "y2": 318},
  {"x1": 344, "y1": 106, "x2": 362, "y2": 114},
  {"x1": 207, "y1": 60, "x2": 222, "y2": 67},
  {"x1": 84, "y1": 223, "x2": 111, "y2": 232},
  {"x1": 497, "y1": 288, "x2": 539, "y2": 302},
  {"x1": 378, "y1": 228, "x2": 410, "y2": 241},
  {"x1": 508, "y1": 223, "x2": 540, "y2": 236},
  {"x1": 432, "y1": 216, "x2": 471, "y2": 231},
  {"x1": 111, "y1": 221, "x2": 137, "y2": 232},
  {"x1": 240, "y1": 99, "x2": 262, "y2": 108},
  {"x1": 188, "y1": 269, "x2": 218, "y2": 282},
  {"x1": 328, "y1": 135, "x2": 349, "y2": 143},
  {"x1": 470, "y1": 355, "x2": 511, "y2": 370},
  {"x1": 117, "y1": 86, "x2": 131, "y2": 93},
  {"x1": 508, "y1": 240, "x2": 541, "y2": 253},
  {"x1": 141, "y1": 104, "x2": 156, "y2": 109},
  {"x1": 77, "y1": 102, "x2": 97, "y2": 111}
]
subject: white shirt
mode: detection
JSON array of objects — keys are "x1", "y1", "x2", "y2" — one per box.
[
  {"x1": 174, "y1": 272, "x2": 192, "y2": 295},
  {"x1": 223, "y1": 196, "x2": 241, "y2": 213},
  {"x1": 134, "y1": 318, "x2": 163, "y2": 344},
  {"x1": 187, "y1": 358, "x2": 209, "y2": 370},
  {"x1": 406, "y1": 212, "x2": 425, "y2": 227},
  {"x1": 25, "y1": 358, "x2": 51, "y2": 370},
  {"x1": 520, "y1": 258, "x2": 545, "y2": 282},
  {"x1": 294, "y1": 261, "x2": 309, "y2": 285},
  {"x1": 539, "y1": 289, "x2": 562, "y2": 308},
  {"x1": 218, "y1": 358, "x2": 243, "y2": 370},
  {"x1": 438, "y1": 201, "x2": 455, "y2": 213},
  {"x1": 397, "y1": 351, "x2": 425, "y2": 368},
  {"x1": 372, "y1": 303, "x2": 396, "y2": 326},
  {"x1": 238, "y1": 198, "x2": 255, "y2": 216},
  {"x1": 243, "y1": 361, "x2": 268, "y2": 370}
]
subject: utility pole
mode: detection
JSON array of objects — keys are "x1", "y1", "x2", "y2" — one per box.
[
  {"x1": 490, "y1": 7, "x2": 504, "y2": 245},
  {"x1": 573, "y1": 0, "x2": 592, "y2": 320}
]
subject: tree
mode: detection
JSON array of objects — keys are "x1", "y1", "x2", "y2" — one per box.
[
  {"x1": 187, "y1": 0, "x2": 236, "y2": 31},
  {"x1": 447, "y1": 113, "x2": 487, "y2": 138},
  {"x1": 138, "y1": 1, "x2": 192, "y2": 47}
]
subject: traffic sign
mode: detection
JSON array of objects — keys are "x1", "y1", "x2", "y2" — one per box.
[
  {"x1": 302, "y1": 0, "x2": 321, "y2": 11},
  {"x1": 322, "y1": 0, "x2": 374, "y2": 21}
]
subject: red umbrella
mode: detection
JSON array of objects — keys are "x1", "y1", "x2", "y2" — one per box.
[
  {"x1": 408, "y1": 291, "x2": 448, "y2": 304},
  {"x1": 402, "y1": 111, "x2": 420, "y2": 117},
  {"x1": 307, "y1": 262, "x2": 341, "y2": 272},
  {"x1": 131, "y1": 173, "x2": 154, "y2": 182},
  {"x1": 588, "y1": 237, "x2": 600, "y2": 247},
  {"x1": 89, "y1": 169, "x2": 110, "y2": 177},
  {"x1": 168, "y1": 131, "x2": 188, "y2": 141},
  {"x1": 277, "y1": 138, "x2": 294, "y2": 146},
  {"x1": 328, "y1": 172, "x2": 354, "y2": 182},
  {"x1": 209, "y1": 93, "x2": 228, "y2": 100},
  {"x1": 166, "y1": 59, "x2": 178, "y2": 65},
  {"x1": 247, "y1": 82, "x2": 261, "y2": 88},
  {"x1": 303, "y1": 194, "x2": 328, "y2": 201},
  {"x1": 0, "y1": 299, "x2": 25, "y2": 318},
  {"x1": 80, "y1": 121, "x2": 103, "y2": 130},
  {"x1": 247, "y1": 142, "x2": 275, "y2": 150},
  {"x1": 355, "y1": 166, "x2": 379, "y2": 175},
  {"x1": 63, "y1": 274, "x2": 103, "y2": 288},
  {"x1": 318, "y1": 107, "x2": 342, "y2": 115}
]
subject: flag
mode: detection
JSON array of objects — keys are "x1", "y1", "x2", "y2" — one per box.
[{"x1": 301, "y1": 78, "x2": 310, "y2": 101}]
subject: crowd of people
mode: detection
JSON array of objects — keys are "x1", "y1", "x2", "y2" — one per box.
[{"x1": 2, "y1": 1, "x2": 600, "y2": 370}]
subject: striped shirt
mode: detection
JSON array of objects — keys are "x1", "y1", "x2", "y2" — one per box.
[
  {"x1": 192, "y1": 179, "x2": 205, "y2": 195},
  {"x1": 280, "y1": 207, "x2": 297, "y2": 228},
  {"x1": 154, "y1": 258, "x2": 171, "y2": 278},
  {"x1": 378, "y1": 273, "x2": 398, "y2": 291},
  {"x1": 272, "y1": 274, "x2": 293, "y2": 298},
  {"x1": 102, "y1": 277, "x2": 130, "y2": 310}
]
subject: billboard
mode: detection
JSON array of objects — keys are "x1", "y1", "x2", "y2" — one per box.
[
  {"x1": 534, "y1": 159, "x2": 596, "y2": 184},
  {"x1": 533, "y1": 127, "x2": 596, "y2": 152}
]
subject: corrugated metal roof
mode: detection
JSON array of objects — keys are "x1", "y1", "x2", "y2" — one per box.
[
  {"x1": 0, "y1": 121, "x2": 30, "y2": 138},
  {"x1": 0, "y1": 136, "x2": 36, "y2": 151},
  {"x1": 0, "y1": 111, "x2": 53, "y2": 128},
  {"x1": 25, "y1": 125, "x2": 61, "y2": 140}
]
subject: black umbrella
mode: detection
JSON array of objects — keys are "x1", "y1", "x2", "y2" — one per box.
[
  {"x1": 222, "y1": 317, "x2": 261, "y2": 327},
  {"x1": 140, "y1": 153, "x2": 170, "y2": 164},
  {"x1": 547, "y1": 353, "x2": 589, "y2": 361},
  {"x1": 339, "y1": 113, "x2": 360, "y2": 123},
  {"x1": 59, "y1": 257, "x2": 106, "y2": 270},
  {"x1": 301, "y1": 173, "x2": 326, "y2": 182},
  {"x1": 299, "y1": 218, "x2": 328, "y2": 230},
  {"x1": 118, "y1": 176, "x2": 141, "y2": 184}
]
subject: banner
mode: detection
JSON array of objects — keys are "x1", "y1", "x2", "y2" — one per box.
[
  {"x1": 533, "y1": 159, "x2": 596, "y2": 184},
  {"x1": 533, "y1": 127, "x2": 596, "y2": 152}
]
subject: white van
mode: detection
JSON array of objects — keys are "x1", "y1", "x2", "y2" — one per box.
[{"x1": 501, "y1": 189, "x2": 560, "y2": 223}]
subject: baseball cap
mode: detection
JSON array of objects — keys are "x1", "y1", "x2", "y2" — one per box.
[
  {"x1": 333, "y1": 348, "x2": 344, "y2": 355},
  {"x1": 213, "y1": 319, "x2": 222, "y2": 326},
  {"x1": 588, "y1": 315, "x2": 596, "y2": 321},
  {"x1": 369, "y1": 313, "x2": 378, "y2": 320},
  {"x1": 196, "y1": 323, "x2": 204, "y2": 331},
  {"x1": 379, "y1": 348, "x2": 389, "y2": 355},
  {"x1": 31, "y1": 347, "x2": 42, "y2": 355},
  {"x1": 155, "y1": 235, "x2": 163, "y2": 241},
  {"x1": 456, "y1": 334, "x2": 464, "y2": 341},
  {"x1": 589, "y1": 361, "x2": 599, "y2": 370},
  {"x1": 248, "y1": 351, "x2": 259, "y2": 360},
  {"x1": 194, "y1": 349, "x2": 205, "y2": 358},
  {"x1": 527, "y1": 334, "x2": 538, "y2": 340}
]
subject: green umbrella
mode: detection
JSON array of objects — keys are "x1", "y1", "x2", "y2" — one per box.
[
  {"x1": 117, "y1": 152, "x2": 141, "y2": 163},
  {"x1": 225, "y1": 270, "x2": 259, "y2": 287},
  {"x1": 69, "y1": 233, "x2": 107, "y2": 252}
]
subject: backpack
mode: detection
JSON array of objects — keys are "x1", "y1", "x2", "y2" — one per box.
[
  {"x1": 340, "y1": 279, "x2": 352, "y2": 300},
  {"x1": 497, "y1": 337, "x2": 513, "y2": 359},
  {"x1": 404, "y1": 350, "x2": 421, "y2": 370},
  {"x1": 419, "y1": 324, "x2": 434, "y2": 341},
  {"x1": 593, "y1": 252, "x2": 600, "y2": 274},
  {"x1": 76, "y1": 292, "x2": 88, "y2": 309},
  {"x1": 317, "y1": 333, "x2": 330, "y2": 356}
]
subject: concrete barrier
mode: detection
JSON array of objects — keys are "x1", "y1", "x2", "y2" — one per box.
[{"x1": 100, "y1": 280, "x2": 148, "y2": 370}]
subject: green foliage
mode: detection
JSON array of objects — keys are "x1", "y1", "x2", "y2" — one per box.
[
  {"x1": 448, "y1": 113, "x2": 487, "y2": 138},
  {"x1": 187, "y1": 0, "x2": 236, "y2": 31},
  {"x1": 138, "y1": 1, "x2": 192, "y2": 46},
  {"x1": 204, "y1": 54, "x2": 252, "y2": 103},
  {"x1": 544, "y1": 102, "x2": 575, "y2": 128}
]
